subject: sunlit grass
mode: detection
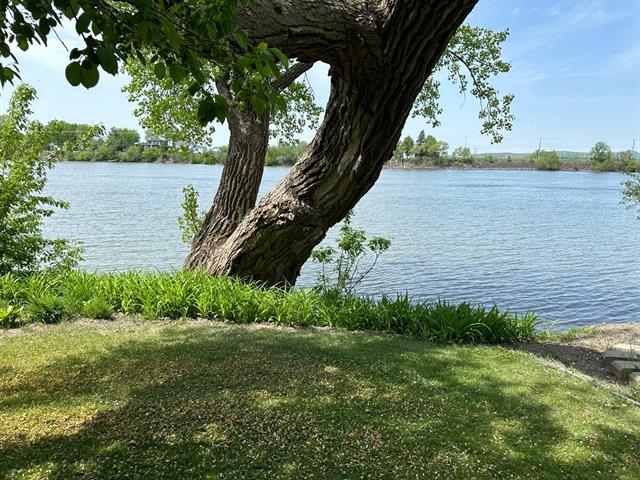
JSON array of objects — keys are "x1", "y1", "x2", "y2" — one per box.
[{"x1": 0, "y1": 321, "x2": 638, "y2": 479}]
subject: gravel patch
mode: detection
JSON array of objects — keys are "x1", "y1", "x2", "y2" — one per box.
[{"x1": 514, "y1": 323, "x2": 640, "y2": 384}]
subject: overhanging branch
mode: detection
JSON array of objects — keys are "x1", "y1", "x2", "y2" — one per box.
[{"x1": 236, "y1": 0, "x2": 374, "y2": 65}]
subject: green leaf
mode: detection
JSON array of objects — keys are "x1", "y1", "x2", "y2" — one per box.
[
  {"x1": 153, "y1": 62, "x2": 166, "y2": 80},
  {"x1": 80, "y1": 66, "x2": 99, "y2": 89},
  {"x1": 75, "y1": 12, "x2": 91, "y2": 34},
  {"x1": 168, "y1": 63, "x2": 186, "y2": 83},
  {"x1": 137, "y1": 22, "x2": 152, "y2": 41},
  {"x1": 65, "y1": 62, "x2": 83, "y2": 86},
  {"x1": 161, "y1": 20, "x2": 181, "y2": 50},
  {"x1": 96, "y1": 47, "x2": 118, "y2": 75},
  {"x1": 187, "y1": 82, "x2": 200, "y2": 96},
  {"x1": 233, "y1": 32, "x2": 249, "y2": 51},
  {"x1": 197, "y1": 95, "x2": 227, "y2": 125},
  {"x1": 213, "y1": 95, "x2": 228, "y2": 122},
  {"x1": 256, "y1": 42, "x2": 268, "y2": 54},
  {"x1": 197, "y1": 96, "x2": 217, "y2": 125},
  {"x1": 251, "y1": 94, "x2": 267, "y2": 114},
  {"x1": 270, "y1": 47, "x2": 289, "y2": 67}
]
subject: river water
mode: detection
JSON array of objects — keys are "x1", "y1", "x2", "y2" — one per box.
[{"x1": 43, "y1": 162, "x2": 639, "y2": 328}]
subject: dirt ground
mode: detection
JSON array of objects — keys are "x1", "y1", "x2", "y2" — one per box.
[{"x1": 514, "y1": 323, "x2": 640, "y2": 384}]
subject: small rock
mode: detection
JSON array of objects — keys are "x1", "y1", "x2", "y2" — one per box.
[
  {"x1": 602, "y1": 349, "x2": 638, "y2": 367},
  {"x1": 606, "y1": 360, "x2": 640, "y2": 381},
  {"x1": 630, "y1": 372, "x2": 640, "y2": 386}
]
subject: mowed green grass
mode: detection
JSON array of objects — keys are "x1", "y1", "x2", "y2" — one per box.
[{"x1": 1, "y1": 321, "x2": 638, "y2": 479}]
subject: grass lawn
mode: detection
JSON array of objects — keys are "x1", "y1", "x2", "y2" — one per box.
[{"x1": 1, "y1": 320, "x2": 639, "y2": 479}]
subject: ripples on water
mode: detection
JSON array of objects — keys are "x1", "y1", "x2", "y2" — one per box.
[{"x1": 43, "y1": 162, "x2": 639, "y2": 328}]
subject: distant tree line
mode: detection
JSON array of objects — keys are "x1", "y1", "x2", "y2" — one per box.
[
  {"x1": 47, "y1": 120, "x2": 307, "y2": 166},
  {"x1": 391, "y1": 131, "x2": 639, "y2": 172}
]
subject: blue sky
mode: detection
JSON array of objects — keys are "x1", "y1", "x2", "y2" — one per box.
[{"x1": 1, "y1": 0, "x2": 638, "y2": 153}]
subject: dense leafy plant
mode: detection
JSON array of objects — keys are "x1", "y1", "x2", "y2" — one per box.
[
  {"x1": 533, "y1": 150, "x2": 560, "y2": 171},
  {"x1": 27, "y1": 293, "x2": 66, "y2": 324},
  {"x1": 0, "y1": 84, "x2": 85, "y2": 274},
  {"x1": 81, "y1": 297, "x2": 114, "y2": 319},
  {"x1": 0, "y1": 270, "x2": 539, "y2": 343},
  {"x1": 311, "y1": 212, "x2": 391, "y2": 297},
  {"x1": 105, "y1": 128, "x2": 140, "y2": 152},
  {"x1": 590, "y1": 141, "x2": 615, "y2": 171},
  {"x1": 265, "y1": 141, "x2": 309, "y2": 166},
  {"x1": 452, "y1": 146, "x2": 473, "y2": 164},
  {"x1": 177, "y1": 185, "x2": 206, "y2": 244}
]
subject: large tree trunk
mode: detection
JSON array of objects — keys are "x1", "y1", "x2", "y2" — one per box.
[{"x1": 187, "y1": 0, "x2": 478, "y2": 285}]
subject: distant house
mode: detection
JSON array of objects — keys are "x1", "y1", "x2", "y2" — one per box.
[
  {"x1": 139, "y1": 139, "x2": 169, "y2": 148},
  {"x1": 169, "y1": 140, "x2": 208, "y2": 153},
  {"x1": 137, "y1": 139, "x2": 207, "y2": 153}
]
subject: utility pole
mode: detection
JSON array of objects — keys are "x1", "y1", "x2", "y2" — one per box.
[
  {"x1": 632, "y1": 139, "x2": 636, "y2": 152},
  {"x1": 464, "y1": 136, "x2": 468, "y2": 149}
]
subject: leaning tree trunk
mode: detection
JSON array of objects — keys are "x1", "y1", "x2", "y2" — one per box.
[
  {"x1": 187, "y1": 0, "x2": 478, "y2": 285},
  {"x1": 185, "y1": 62, "x2": 313, "y2": 266}
]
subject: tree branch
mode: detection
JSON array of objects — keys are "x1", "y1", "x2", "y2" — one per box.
[
  {"x1": 271, "y1": 62, "x2": 315, "y2": 91},
  {"x1": 235, "y1": 1, "x2": 375, "y2": 65}
]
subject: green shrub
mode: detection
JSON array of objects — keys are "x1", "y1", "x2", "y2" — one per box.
[
  {"x1": 3, "y1": 271, "x2": 539, "y2": 344},
  {"x1": 119, "y1": 145, "x2": 144, "y2": 162},
  {"x1": 27, "y1": 294, "x2": 67, "y2": 324},
  {"x1": 0, "y1": 84, "x2": 84, "y2": 275},
  {"x1": 311, "y1": 211, "x2": 390, "y2": 296},
  {"x1": 82, "y1": 297, "x2": 114, "y2": 319},
  {"x1": 533, "y1": 150, "x2": 560, "y2": 171},
  {"x1": 590, "y1": 141, "x2": 617, "y2": 171},
  {"x1": 92, "y1": 144, "x2": 118, "y2": 162},
  {"x1": 177, "y1": 185, "x2": 206, "y2": 244},
  {"x1": 142, "y1": 146, "x2": 165, "y2": 163}
]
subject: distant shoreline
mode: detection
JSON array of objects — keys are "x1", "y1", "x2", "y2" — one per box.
[
  {"x1": 382, "y1": 161, "x2": 604, "y2": 173},
  {"x1": 60, "y1": 159, "x2": 626, "y2": 173}
]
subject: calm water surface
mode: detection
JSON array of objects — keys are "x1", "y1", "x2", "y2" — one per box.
[{"x1": 44, "y1": 162, "x2": 640, "y2": 328}]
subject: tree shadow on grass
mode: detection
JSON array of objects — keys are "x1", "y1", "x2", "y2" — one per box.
[{"x1": 1, "y1": 323, "x2": 639, "y2": 479}]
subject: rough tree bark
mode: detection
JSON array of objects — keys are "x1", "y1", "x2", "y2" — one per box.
[
  {"x1": 184, "y1": 62, "x2": 313, "y2": 260},
  {"x1": 186, "y1": 0, "x2": 478, "y2": 285}
]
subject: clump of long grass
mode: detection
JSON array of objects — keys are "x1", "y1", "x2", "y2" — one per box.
[{"x1": 0, "y1": 270, "x2": 538, "y2": 343}]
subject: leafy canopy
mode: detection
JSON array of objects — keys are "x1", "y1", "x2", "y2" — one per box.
[
  {"x1": 124, "y1": 23, "x2": 512, "y2": 148},
  {"x1": 105, "y1": 127, "x2": 140, "y2": 152},
  {"x1": 1, "y1": 1, "x2": 288, "y2": 124},
  {"x1": 123, "y1": 55, "x2": 322, "y2": 145},
  {"x1": 412, "y1": 25, "x2": 514, "y2": 143}
]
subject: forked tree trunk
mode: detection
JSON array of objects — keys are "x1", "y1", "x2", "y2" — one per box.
[{"x1": 186, "y1": 0, "x2": 478, "y2": 285}]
